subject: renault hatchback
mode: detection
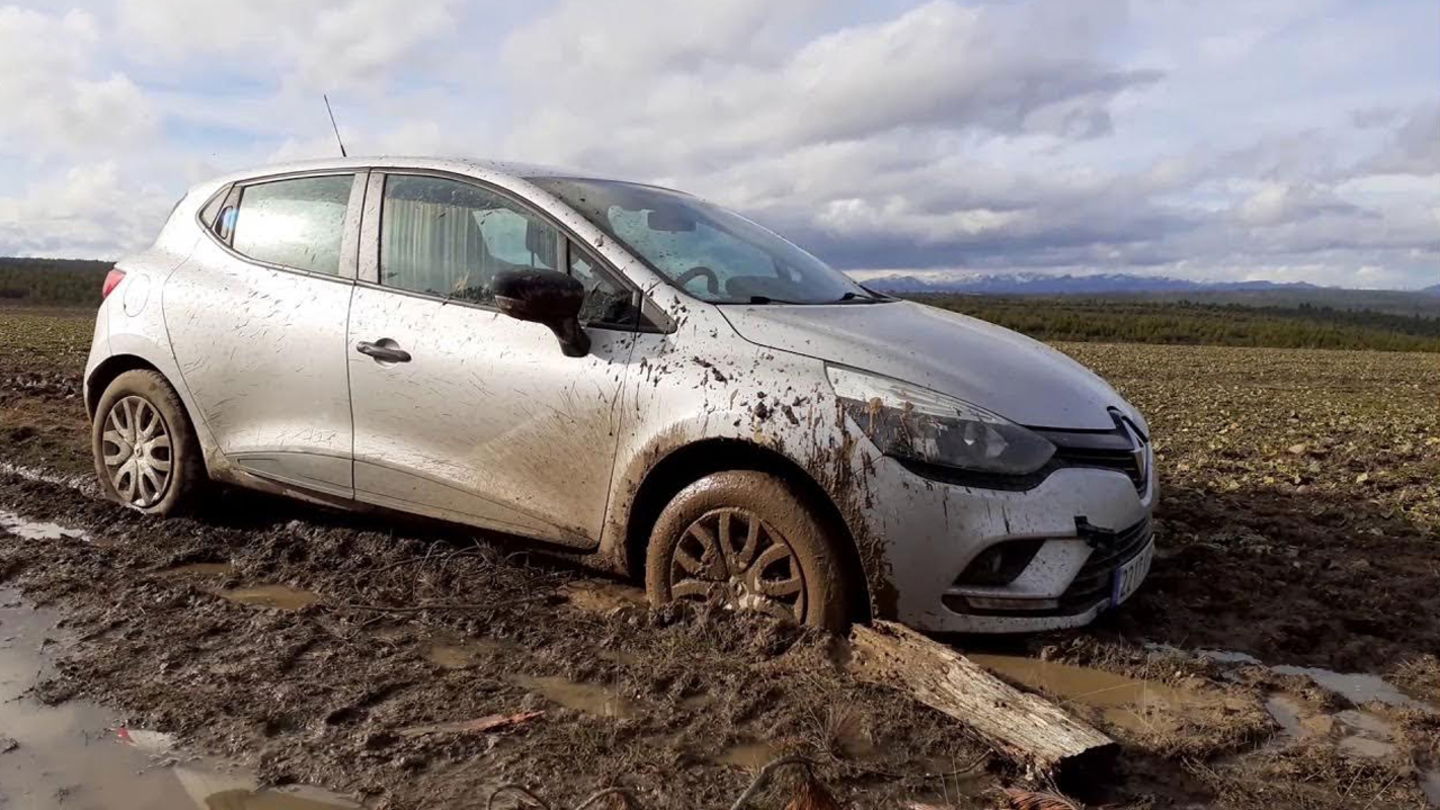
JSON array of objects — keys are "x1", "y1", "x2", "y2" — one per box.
[{"x1": 85, "y1": 157, "x2": 1156, "y2": 633}]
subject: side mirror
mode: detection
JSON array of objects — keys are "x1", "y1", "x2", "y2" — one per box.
[{"x1": 492, "y1": 269, "x2": 591, "y2": 357}]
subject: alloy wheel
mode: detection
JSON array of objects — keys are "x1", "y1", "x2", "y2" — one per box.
[
  {"x1": 666, "y1": 507, "x2": 806, "y2": 621},
  {"x1": 101, "y1": 395, "x2": 173, "y2": 508}
]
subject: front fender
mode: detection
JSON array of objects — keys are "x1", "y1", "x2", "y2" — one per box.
[{"x1": 599, "y1": 327, "x2": 898, "y2": 616}]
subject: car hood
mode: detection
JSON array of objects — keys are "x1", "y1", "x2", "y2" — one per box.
[{"x1": 720, "y1": 301, "x2": 1128, "y2": 430}]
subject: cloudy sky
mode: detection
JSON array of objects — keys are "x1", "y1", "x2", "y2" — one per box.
[{"x1": 1, "y1": 0, "x2": 1436, "y2": 289}]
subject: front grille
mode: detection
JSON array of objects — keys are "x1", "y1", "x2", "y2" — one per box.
[
  {"x1": 1058, "y1": 517, "x2": 1152, "y2": 613},
  {"x1": 1034, "y1": 410, "x2": 1150, "y2": 496},
  {"x1": 1052, "y1": 446, "x2": 1148, "y2": 494}
]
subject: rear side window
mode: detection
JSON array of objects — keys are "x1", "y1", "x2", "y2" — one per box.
[
  {"x1": 380, "y1": 175, "x2": 558, "y2": 304},
  {"x1": 198, "y1": 186, "x2": 229, "y2": 231},
  {"x1": 230, "y1": 175, "x2": 353, "y2": 275}
]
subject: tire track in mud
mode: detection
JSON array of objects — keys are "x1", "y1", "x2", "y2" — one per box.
[{"x1": 0, "y1": 468, "x2": 995, "y2": 809}]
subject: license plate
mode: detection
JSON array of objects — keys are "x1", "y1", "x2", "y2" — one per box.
[{"x1": 1111, "y1": 539, "x2": 1155, "y2": 607}]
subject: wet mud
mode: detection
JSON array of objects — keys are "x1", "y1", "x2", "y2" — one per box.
[
  {"x1": 0, "y1": 472, "x2": 993, "y2": 809},
  {"x1": 4, "y1": 315, "x2": 1439, "y2": 808}
]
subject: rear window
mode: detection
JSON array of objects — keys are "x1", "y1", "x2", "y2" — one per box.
[{"x1": 230, "y1": 175, "x2": 353, "y2": 275}]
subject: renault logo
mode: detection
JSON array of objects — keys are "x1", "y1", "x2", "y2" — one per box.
[{"x1": 1119, "y1": 417, "x2": 1148, "y2": 484}]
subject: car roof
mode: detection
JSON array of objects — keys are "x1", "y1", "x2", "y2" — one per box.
[{"x1": 201, "y1": 155, "x2": 614, "y2": 188}]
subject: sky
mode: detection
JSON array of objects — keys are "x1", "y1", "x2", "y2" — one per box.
[{"x1": 0, "y1": 0, "x2": 1436, "y2": 290}]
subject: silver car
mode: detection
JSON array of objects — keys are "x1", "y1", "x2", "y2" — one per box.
[{"x1": 84, "y1": 157, "x2": 1156, "y2": 633}]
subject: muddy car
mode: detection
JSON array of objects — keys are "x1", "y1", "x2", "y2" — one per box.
[{"x1": 84, "y1": 157, "x2": 1155, "y2": 633}]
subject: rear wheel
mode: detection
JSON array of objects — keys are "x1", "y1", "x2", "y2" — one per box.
[
  {"x1": 92, "y1": 370, "x2": 205, "y2": 516},
  {"x1": 645, "y1": 470, "x2": 850, "y2": 631}
]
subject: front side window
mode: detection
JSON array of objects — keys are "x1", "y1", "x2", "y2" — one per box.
[
  {"x1": 567, "y1": 240, "x2": 638, "y2": 326},
  {"x1": 380, "y1": 175, "x2": 558, "y2": 305},
  {"x1": 529, "y1": 177, "x2": 882, "y2": 305},
  {"x1": 230, "y1": 175, "x2": 353, "y2": 275}
]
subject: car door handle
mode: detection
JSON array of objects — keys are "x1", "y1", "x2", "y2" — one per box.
[{"x1": 355, "y1": 340, "x2": 411, "y2": 364}]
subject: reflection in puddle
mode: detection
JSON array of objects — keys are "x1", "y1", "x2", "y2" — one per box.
[
  {"x1": 511, "y1": 674, "x2": 634, "y2": 718},
  {"x1": 1269, "y1": 664, "x2": 1433, "y2": 711},
  {"x1": 1188, "y1": 648, "x2": 1437, "y2": 716},
  {"x1": 216, "y1": 585, "x2": 320, "y2": 611},
  {"x1": 0, "y1": 509, "x2": 90, "y2": 542},
  {"x1": 969, "y1": 653, "x2": 1246, "y2": 736},
  {"x1": 172, "y1": 766, "x2": 357, "y2": 808},
  {"x1": 1262, "y1": 694, "x2": 1404, "y2": 760},
  {"x1": 0, "y1": 587, "x2": 353, "y2": 809}
]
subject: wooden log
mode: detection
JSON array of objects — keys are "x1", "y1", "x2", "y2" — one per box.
[{"x1": 848, "y1": 620, "x2": 1117, "y2": 779}]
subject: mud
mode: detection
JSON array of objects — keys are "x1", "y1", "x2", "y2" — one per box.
[
  {"x1": 5, "y1": 315, "x2": 1440, "y2": 807},
  {"x1": 0, "y1": 472, "x2": 993, "y2": 809}
]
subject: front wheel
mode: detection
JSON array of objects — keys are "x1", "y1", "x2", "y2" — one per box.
[
  {"x1": 92, "y1": 369, "x2": 205, "y2": 515},
  {"x1": 645, "y1": 470, "x2": 851, "y2": 631}
]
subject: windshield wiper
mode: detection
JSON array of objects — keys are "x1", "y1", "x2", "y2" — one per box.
[
  {"x1": 747, "y1": 295, "x2": 806, "y2": 305},
  {"x1": 835, "y1": 291, "x2": 885, "y2": 303}
]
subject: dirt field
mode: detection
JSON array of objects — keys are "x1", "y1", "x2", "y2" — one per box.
[{"x1": 2, "y1": 307, "x2": 1438, "y2": 809}]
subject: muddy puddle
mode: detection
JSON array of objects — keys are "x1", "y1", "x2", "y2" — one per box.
[
  {"x1": 1191, "y1": 647, "x2": 1436, "y2": 712},
  {"x1": 1259, "y1": 693, "x2": 1405, "y2": 759},
  {"x1": 969, "y1": 652, "x2": 1251, "y2": 737},
  {"x1": 215, "y1": 584, "x2": 322, "y2": 611},
  {"x1": 1268, "y1": 663, "x2": 1432, "y2": 711},
  {"x1": 512, "y1": 673, "x2": 635, "y2": 718},
  {"x1": 715, "y1": 740, "x2": 779, "y2": 770},
  {"x1": 0, "y1": 508, "x2": 89, "y2": 543},
  {"x1": 969, "y1": 646, "x2": 1440, "y2": 804},
  {"x1": 425, "y1": 639, "x2": 504, "y2": 669},
  {"x1": 0, "y1": 586, "x2": 355, "y2": 809}
]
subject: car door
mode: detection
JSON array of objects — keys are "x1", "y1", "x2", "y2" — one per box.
[
  {"x1": 346, "y1": 171, "x2": 640, "y2": 546},
  {"x1": 164, "y1": 171, "x2": 365, "y2": 499}
]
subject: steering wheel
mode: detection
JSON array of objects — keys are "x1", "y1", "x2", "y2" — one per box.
[{"x1": 675, "y1": 265, "x2": 720, "y2": 296}]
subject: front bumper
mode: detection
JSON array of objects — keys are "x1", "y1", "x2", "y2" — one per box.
[{"x1": 868, "y1": 446, "x2": 1158, "y2": 634}]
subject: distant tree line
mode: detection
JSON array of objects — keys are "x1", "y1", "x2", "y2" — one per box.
[
  {"x1": 0, "y1": 258, "x2": 112, "y2": 306},
  {"x1": 918, "y1": 294, "x2": 1440, "y2": 353},
  {"x1": 4, "y1": 257, "x2": 1438, "y2": 352}
]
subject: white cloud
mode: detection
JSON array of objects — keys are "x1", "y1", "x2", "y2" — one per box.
[
  {"x1": 0, "y1": 161, "x2": 174, "y2": 256},
  {"x1": 0, "y1": 7, "x2": 156, "y2": 155},
  {"x1": 117, "y1": 0, "x2": 461, "y2": 91},
  {"x1": 0, "y1": 0, "x2": 1435, "y2": 288},
  {"x1": 1366, "y1": 103, "x2": 1440, "y2": 176},
  {"x1": 504, "y1": 0, "x2": 1160, "y2": 169}
]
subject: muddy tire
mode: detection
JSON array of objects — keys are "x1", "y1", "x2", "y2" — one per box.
[
  {"x1": 92, "y1": 370, "x2": 206, "y2": 516},
  {"x1": 645, "y1": 470, "x2": 851, "y2": 631}
]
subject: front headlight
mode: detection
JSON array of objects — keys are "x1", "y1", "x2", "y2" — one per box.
[{"x1": 826, "y1": 365, "x2": 1055, "y2": 476}]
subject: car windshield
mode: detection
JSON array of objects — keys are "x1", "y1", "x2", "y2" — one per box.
[{"x1": 528, "y1": 177, "x2": 884, "y2": 305}]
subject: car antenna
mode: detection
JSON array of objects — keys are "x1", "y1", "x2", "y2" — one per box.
[{"x1": 323, "y1": 94, "x2": 347, "y2": 157}]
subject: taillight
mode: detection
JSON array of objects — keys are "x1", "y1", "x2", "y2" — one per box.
[{"x1": 101, "y1": 268, "x2": 126, "y2": 299}]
